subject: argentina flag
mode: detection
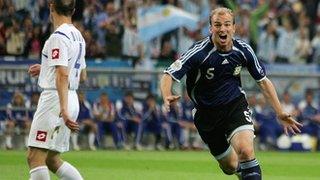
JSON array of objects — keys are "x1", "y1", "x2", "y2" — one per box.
[{"x1": 137, "y1": 5, "x2": 199, "y2": 42}]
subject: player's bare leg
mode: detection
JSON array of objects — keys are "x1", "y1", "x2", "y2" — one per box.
[
  {"x1": 231, "y1": 130, "x2": 261, "y2": 180},
  {"x1": 5, "y1": 120, "x2": 15, "y2": 149},
  {"x1": 47, "y1": 150, "x2": 83, "y2": 180},
  {"x1": 27, "y1": 147, "x2": 50, "y2": 180},
  {"x1": 217, "y1": 147, "x2": 239, "y2": 175}
]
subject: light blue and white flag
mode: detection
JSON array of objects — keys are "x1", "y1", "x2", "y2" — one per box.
[{"x1": 137, "y1": 5, "x2": 199, "y2": 42}]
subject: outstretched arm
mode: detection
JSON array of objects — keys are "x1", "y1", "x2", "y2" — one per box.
[
  {"x1": 160, "y1": 74, "x2": 180, "y2": 112},
  {"x1": 257, "y1": 78, "x2": 302, "y2": 135}
]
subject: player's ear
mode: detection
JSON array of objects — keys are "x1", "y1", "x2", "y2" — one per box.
[{"x1": 209, "y1": 26, "x2": 212, "y2": 34}]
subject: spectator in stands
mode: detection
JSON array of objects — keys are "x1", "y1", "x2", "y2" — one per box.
[
  {"x1": 122, "y1": 1, "x2": 144, "y2": 66},
  {"x1": 254, "y1": 94, "x2": 282, "y2": 150},
  {"x1": 275, "y1": 19, "x2": 297, "y2": 63},
  {"x1": 298, "y1": 89, "x2": 318, "y2": 111},
  {"x1": 297, "y1": 89, "x2": 319, "y2": 137},
  {"x1": 257, "y1": 20, "x2": 277, "y2": 63},
  {"x1": 100, "y1": 1, "x2": 123, "y2": 57},
  {"x1": 179, "y1": 91, "x2": 202, "y2": 150},
  {"x1": 71, "y1": 91, "x2": 97, "y2": 151},
  {"x1": 26, "y1": 92, "x2": 40, "y2": 120},
  {"x1": 0, "y1": 97, "x2": 8, "y2": 137},
  {"x1": 311, "y1": 25, "x2": 320, "y2": 64},
  {"x1": 0, "y1": 17, "x2": 6, "y2": 55},
  {"x1": 6, "y1": 92, "x2": 30, "y2": 149},
  {"x1": 25, "y1": 25, "x2": 42, "y2": 59},
  {"x1": 37, "y1": 0, "x2": 50, "y2": 24},
  {"x1": 83, "y1": 29, "x2": 104, "y2": 58},
  {"x1": 118, "y1": 91, "x2": 142, "y2": 150},
  {"x1": 234, "y1": 4, "x2": 250, "y2": 43},
  {"x1": 93, "y1": 92, "x2": 119, "y2": 149},
  {"x1": 158, "y1": 39, "x2": 178, "y2": 62},
  {"x1": 94, "y1": 1, "x2": 110, "y2": 50},
  {"x1": 5, "y1": 18, "x2": 26, "y2": 56},
  {"x1": 281, "y1": 91, "x2": 299, "y2": 119},
  {"x1": 137, "y1": 94, "x2": 164, "y2": 150},
  {"x1": 163, "y1": 100, "x2": 183, "y2": 149},
  {"x1": 180, "y1": 0, "x2": 210, "y2": 36},
  {"x1": 293, "y1": 27, "x2": 312, "y2": 64}
]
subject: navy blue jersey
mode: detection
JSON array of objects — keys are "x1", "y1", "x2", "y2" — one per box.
[{"x1": 165, "y1": 37, "x2": 266, "y2": 108}]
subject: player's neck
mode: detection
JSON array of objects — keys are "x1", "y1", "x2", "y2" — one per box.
[
  {"x1": 216, "y1": 43, "x2": 233, "y2": 53},
  {"x1": 53, "y1": 16, "x2": 72, "y2": 30}
]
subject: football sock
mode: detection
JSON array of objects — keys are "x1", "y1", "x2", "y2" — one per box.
[
  {"x1": 71, "y1": 133, "x2": 78, "y2": 148},
  {"x1": 5, "y1": 135, "x2": 12, "y2": 148},
  {"x1": 24, "y1": 135, "x2": 29, "y2": 147},
  {"x1": 88, "y1": 132, "x2": 95, "y2": 147},
  {"x1": 30, "y1": 166, "x2": 50, "y2": 180},
  {"x1": 56, "y1": 161, "x2": 83, "y2": 180},
  {"x1": 240, "y1": 159, "x2": 261, "y2": 180}
]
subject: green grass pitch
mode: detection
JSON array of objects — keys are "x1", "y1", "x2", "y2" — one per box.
[{"x1": 0, "y1": 150, "x2": 319, "y2": 180}]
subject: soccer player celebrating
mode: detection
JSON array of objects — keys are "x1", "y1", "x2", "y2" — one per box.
[
  {"x1": 26, "y1": 0, "x2": 86, "y2": 179},
  {"x1": 160, "y1": 7, "x2": 302, "y2": 180}
]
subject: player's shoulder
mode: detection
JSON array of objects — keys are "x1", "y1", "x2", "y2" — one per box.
[
  {"x1": 233, "y1": 38, "x2": 255, "y2": 55},
  {"x1": 190, "y1": 36, "x2": 211, "y2": 50},
  {"x1": 50, "y1": 24, "x2": 71, "y2": 41},
  {"x1": 233, "y1": 38, "x2": 250, "y2": 49},
  {"x1": 180, "y1": 36, "x2": 211, "y2": 60},
  {"x1": 50, "y1": 24, "x2": 75, "y2": 41}
]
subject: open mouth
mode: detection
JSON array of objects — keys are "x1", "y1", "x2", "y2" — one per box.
[{"x1": 219, "y1": 35, "x2": 227, "y2": 43}]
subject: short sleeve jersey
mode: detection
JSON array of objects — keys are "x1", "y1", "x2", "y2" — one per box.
[
  {"x1": 164, "y1": 37, "x2": 266, "y2": 108},
  {"x1": 38, "y1": 23, "x2": 86, "y2": 90}
]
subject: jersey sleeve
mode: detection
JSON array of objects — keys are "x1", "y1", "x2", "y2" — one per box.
[
  {"x1": 243, "y1": 44, "x2": 266, "y2": 82},
  {"x1": 164, "y1": 45, "x2": 202, "y2": 82},
  {"x1": 47, "y1": 35, "x2": 69, "y2": 67}
]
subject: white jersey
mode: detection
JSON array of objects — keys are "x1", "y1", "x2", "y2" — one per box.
[{"x1": 38, "y1": 23, "x2": 86, "y2": 90}]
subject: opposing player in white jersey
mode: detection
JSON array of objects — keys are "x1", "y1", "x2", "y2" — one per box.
[{"x1": 26, "y1": 0, "x2": 86, "y2": 179}]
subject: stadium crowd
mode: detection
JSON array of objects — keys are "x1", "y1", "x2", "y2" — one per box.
[
  {"x1": 0, "y1": 0, "x2": 320, "y2": 151},
  {"x1": 0, "y1": 0, "x2": 320, "y2": 64}
]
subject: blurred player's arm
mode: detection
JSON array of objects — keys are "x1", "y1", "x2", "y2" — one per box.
[
  {"x1": 257, "y1": 78, "x2": 302, "y2": 135},
  {"x1": 28, "y1": 64, "x2": 41, "y2": 77},
  {"x1": 56, "y1": 65, "x2": 79, "y2": 131},
  {"x1": 160, "y1": 74, "x2": 180, "y2": 112}
]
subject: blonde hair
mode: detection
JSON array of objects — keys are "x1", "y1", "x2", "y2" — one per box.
[{"x1": 209, "y1": 7, "x2": 235, "y2": 25}]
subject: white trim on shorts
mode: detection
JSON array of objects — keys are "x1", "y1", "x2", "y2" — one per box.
[
  {"x1": 214, "y1": 125, "x2": 254, "y2": 160},
  {"x1": 227, "y1": 124, "x2": 255, "y2": 142},
  {"x1": 215, "y1": 145, "x2": 232, "y2": 160}
]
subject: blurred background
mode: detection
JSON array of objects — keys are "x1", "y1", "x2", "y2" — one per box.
[{"x1": 0, "y1": 0, "x2": 320, "y2": 152}]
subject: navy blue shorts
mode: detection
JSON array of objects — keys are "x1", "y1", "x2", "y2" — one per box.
[{"x1": 194, "y1": 95, "x2": 254, "y2": 157}]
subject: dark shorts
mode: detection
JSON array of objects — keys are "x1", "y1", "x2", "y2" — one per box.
[{"x1": 193, "y1": 95, "x2": 254, "y2": 159}]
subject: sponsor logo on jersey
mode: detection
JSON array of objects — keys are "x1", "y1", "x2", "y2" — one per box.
[
  {"x1": 52, "y1": 48, "x2": 60, "y2": 59},
  {"x1": 36, "y1": 131, "x2": 47, "y2": 142}
]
